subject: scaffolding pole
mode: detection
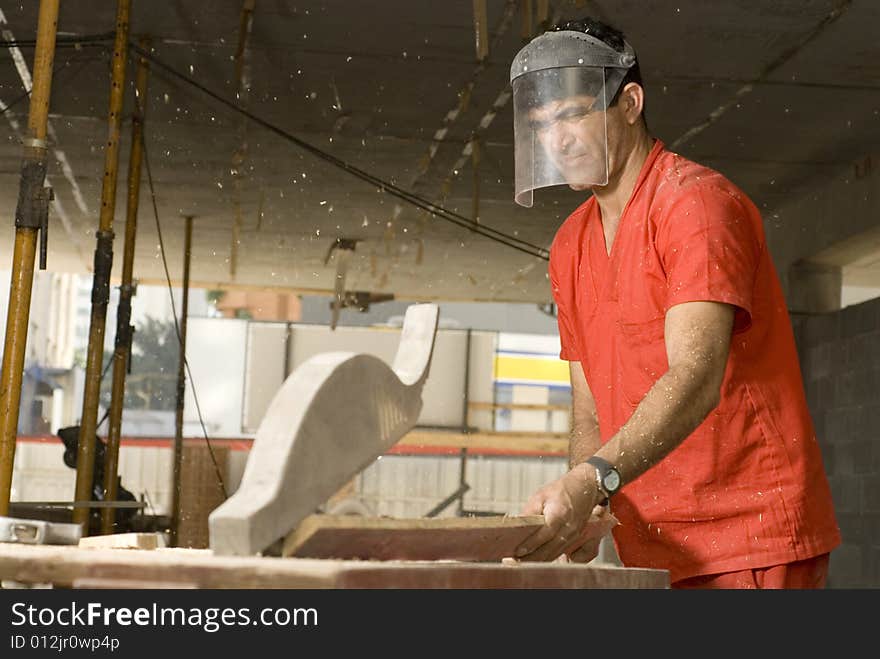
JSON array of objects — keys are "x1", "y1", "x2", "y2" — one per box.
[
  {"x1": 101, "y1": 36, "x2": 150, "y2": 535},
  {"x1": 169, "y1": 215, "x2": 193, "y2": 547},
  {"x1": 73, "y1": 0, "x2": 132, "y2": 531},
  {"x1": 0, "y1": 0, "x2": 60, "y2": 516}
]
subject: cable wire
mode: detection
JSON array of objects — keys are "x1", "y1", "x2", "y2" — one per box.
[
  {"x1": 4, "y1": 32, "x2": 549, "y2": 259},
  {"x1": 0, "y1": 32, "x2": 116, "y2": 49},
  {"x1": 137, "y1": 84, "x2": 228, "y2": 500},
  {"x1": 127, "y1": 41, "x2": 550, "y2": 261},
  {"x1": 1, "y1": 55, "x2": 98, "y2": 116}
]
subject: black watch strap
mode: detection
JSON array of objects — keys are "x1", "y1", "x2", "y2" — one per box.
[{"x1": 586, "y1": 455, "x2": 620, "y2": 502}]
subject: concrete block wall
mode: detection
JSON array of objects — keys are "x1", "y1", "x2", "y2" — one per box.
[{"x1": 793, "y1": 296, "x2": 880, "y2": 588}]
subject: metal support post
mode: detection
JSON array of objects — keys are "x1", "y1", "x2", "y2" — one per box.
[
  {"x1": 0, "y1": 0, "x2": 60, "y2": 516},
  {"x1": 73, "y1": 0, "x2": 131, "y2": 531},
  {"x1": 101, "y1": 36, "x2": 150, "y2": 534},
  {"x1": 169, "y1": 215, "x2": 193, "y2": 547}
]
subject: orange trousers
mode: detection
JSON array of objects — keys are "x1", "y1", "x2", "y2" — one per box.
[{"x1": 671, "y1": 553, "x2": 830, "y2": 589}]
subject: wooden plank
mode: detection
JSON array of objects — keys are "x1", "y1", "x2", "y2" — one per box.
[
  {"x1": 0, "y1": 543, "x2": 669, "y2": 589},
  {"x1": 283, "y1": 514, "x2": 544, "y2": 561},
  {"x1": 0, "y1": 544, "x2": 338, "y2": 589},
  {"x1": 283, "y1": 514, "x2": 617, "y2": 562},
  {"x1": 71, "y1": 577, "x2": 197, "y2": 589},
  {"x1": 78, "y1": 533, "x2": 160, "y2": 550},
  {"x1": 468, "y1": 401, "x2": 570, "y2": 412},
  {"x1": 284, "y1": 514, "x2": 619, "y2": 562},
  {"x1": 397, "y1": 429, "x2": 568, "y2": 453},
  {"x1": 333, "y1": 563, "x2": 668, "y2": 589}
]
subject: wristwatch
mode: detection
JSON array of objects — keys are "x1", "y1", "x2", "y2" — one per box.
[{"x1": 586, "y1": 455, "x2": 621, "y2": 504}]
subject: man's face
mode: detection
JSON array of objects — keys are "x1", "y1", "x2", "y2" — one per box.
[{"x1": 528, "y1": 94, "x2": 606, "y2": 191}]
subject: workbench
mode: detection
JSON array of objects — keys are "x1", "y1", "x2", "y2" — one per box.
[{"x1": 0, "y1": 543, "x2": 669, "y2": 589}]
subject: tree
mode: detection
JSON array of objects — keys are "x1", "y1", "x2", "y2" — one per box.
[{"x1": 100, "y1": 316, "x2": 180, "y2": 411}]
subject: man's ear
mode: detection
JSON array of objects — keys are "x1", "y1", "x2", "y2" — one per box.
[{"x1": 618, "y1": 82, "x2": 644, "y2": 125}]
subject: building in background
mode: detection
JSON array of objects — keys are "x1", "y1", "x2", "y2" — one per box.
[
  {"x1": 213, "y1": 289, "x2": 301, "y2": 321},
  {"x1": 0, "y1": 270, "x2": 209, "y2": 435}
]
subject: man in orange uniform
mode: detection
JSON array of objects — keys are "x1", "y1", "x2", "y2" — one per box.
[{"x1": 509, "y1": 17, "x2": 841, "y2": 588}]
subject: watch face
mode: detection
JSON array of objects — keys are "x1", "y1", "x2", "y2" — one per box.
[{"x1": 603, "y1": 470, "x2": 621, "y2": 492}]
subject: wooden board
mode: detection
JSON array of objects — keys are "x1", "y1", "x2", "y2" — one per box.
[
  {"x1": 282, "y1": 514, "x2": 614, "y2": 561},
  {"x1": 79, "y1": 533, "x2": 160, "y2": 550},
  {"x1": 283, "y1": 514, "x2": 543, "y2": 561},
  {"x1": 0, "y1": 543, "x2": 669, "y2": 589},
  {"x1": 397, "y1": 429, "x2": 568, "y2": 454}
]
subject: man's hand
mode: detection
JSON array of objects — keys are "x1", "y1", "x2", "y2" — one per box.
[
  {"x1": 564, "y1": 537, "x2": 602, "y2": 563},
  {"x1": 513, "y1": 463, "x2": 604, "y2": 561},
  {"x1": 564, "y1": 504, "x2": 613, "y2": 562}
]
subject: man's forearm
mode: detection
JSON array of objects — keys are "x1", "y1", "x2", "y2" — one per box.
[
  {"x1": 568, "y1": 411, "x2": 601, "y2": 468},
  {"x1": 596, "y1": 364, "x2": 721, "y2": 488},
  {"x1": 566, "y1": 361, "x2": 602, "y2": 469}
]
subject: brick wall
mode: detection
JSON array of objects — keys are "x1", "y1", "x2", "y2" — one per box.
[{"x1": 793, "y1": 297, "x2": 880, "y2": 588}]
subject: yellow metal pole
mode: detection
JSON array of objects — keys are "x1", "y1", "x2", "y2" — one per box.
[
  {"x1": 169, "y1": 215, "x2": 194, "y2": 547},
  {"x1": 536, "y1": 0, "x2": 549, "y2": 31},
  {"x1": 471, "y1": 137, "x2": 481, "y2": 226},
  {"x1": 521, "y1": 0, "x2": 533, "y2": 40},
  {"x1": 101, "y1": 36, "x2": 150, "y2": 534},
  {"x1": 472, "y1": 0, "x2": 489, "y2": 61},
  {"x1": 73, "y1": 0, "x2": 131, "y2": 531},
  {"x1": 0, "y1": 0, "x2": 60, "y2": 516}
]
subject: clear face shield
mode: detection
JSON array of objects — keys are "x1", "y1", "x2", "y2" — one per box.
[{"x1": 510, "y1": 31, "x2": 635, "y2": 207}]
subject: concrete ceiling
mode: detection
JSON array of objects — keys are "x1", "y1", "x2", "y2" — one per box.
[{"x1": 0, "y1": 0, "x2": 878, "y2": 305}]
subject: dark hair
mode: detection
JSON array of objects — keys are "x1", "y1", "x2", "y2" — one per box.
[{"x1": 552, "y1": 17, "x2": 647, "y2": 125}]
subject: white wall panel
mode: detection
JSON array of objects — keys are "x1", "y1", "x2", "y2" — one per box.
[
  {"x1": 241, "y1": 322, "x2": 288, "y2": 433},
  {"x1": 286, "y1": 324, "x2": 495, "y2": 429},
  {"x1": 183, "y1": 318, "x2": 248, "y2": 437}
]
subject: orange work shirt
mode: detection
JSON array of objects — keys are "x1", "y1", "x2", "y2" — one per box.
[{"x1": 549, "y1": 139, "x2": 841, "y2": 583}]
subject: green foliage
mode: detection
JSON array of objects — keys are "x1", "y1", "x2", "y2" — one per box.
[
  {"x1": 99, "y1": 316, "x2": 180, "y2": 411},
  {"x1": 205, "y1": 289, "x2": 226, "y2": 305}
]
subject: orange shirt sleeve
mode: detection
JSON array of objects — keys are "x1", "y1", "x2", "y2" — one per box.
[
  {"x1": 656, "y1": 184, "x2": 763, "y2": 332},
  {"x1": 549, "y1": 240, "x2": 580, "y2": 361}
]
